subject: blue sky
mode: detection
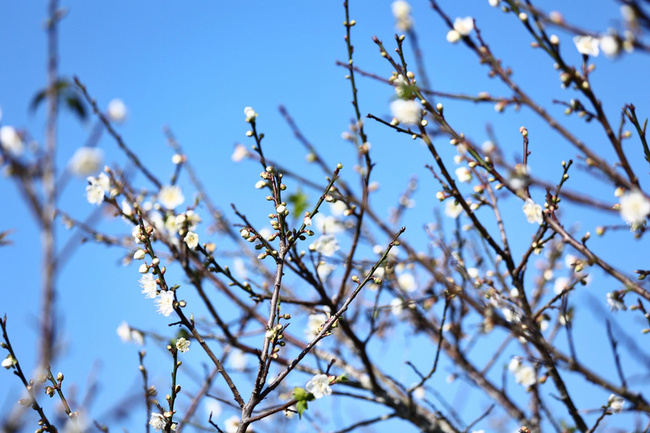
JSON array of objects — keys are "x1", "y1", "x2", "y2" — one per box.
[{"x1": 1, "y1": 1, "x2": 649, "y2": 432}]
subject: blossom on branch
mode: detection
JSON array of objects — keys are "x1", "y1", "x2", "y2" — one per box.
[
  {"x1": 305, "y1": 374, "x2": 332, "y2": 399},
  {"x1": 155, "y1": 290, "x2": 175, "y2": 317},
  {"x1": 86, "y1": 173, "x2": 112, "y2": 205},
  {"x1": 390, "y1": 99, "x2": 421, "y2": 125},
  {"x1": 522, "y1": 199, "x2": 543, "y2": 224},
  {"x1": 573, "y1": 35, "x2": 599, "y2": 56},
  {"x1": 619, "y1": 189, "x2": 650, "y2": 229}
]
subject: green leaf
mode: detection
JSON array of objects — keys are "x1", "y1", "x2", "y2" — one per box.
[
  {"x1": 296, "y1": 400, "x2": 308, "y2": 418},
  {"x1": 288, "y1": 189, "x2": 309, "y2": 219},
  {"x1": 292, "y1": 387, "x2": 309, "y2": 401}
]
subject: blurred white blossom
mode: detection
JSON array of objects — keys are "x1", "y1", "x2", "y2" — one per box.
[
  {"x1": 68, "y1": 147, "x2": 104, "y2": 177},
  {"x1": 619, "y1": 190, "x2": 650, "y2": 229},
  {"x1": 573, "y1": 35, "x2": 599, "y2": 56},
  {"x1": 158, "y1": 185, "x2": 185, "y2": 209},
  {"x1": 107, "y1": 99, "x2": 127, "y2": 122},
  {"x1": 608, "y1": 394, "x2": 625, "y2": 413},
  {"x1": 310, "y1": 234, "x2": 340, "y2": 257},
  {"x1": 0, "y1": 126, "x2": 24, "y2": 156},
  {"x1": 391, "y1": 1, "x2": 412, "y2": 31},
  {"x1": 390, "y1": 99, "x2": 421, "y2": 125}
]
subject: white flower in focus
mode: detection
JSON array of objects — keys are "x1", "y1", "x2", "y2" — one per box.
[
  {"x1": 68, "y1": 147, "x2": 104, "y2": 177},
  {"x1": 398, "y1": 273, "x2": 416, "y2": 292},
  {"x1": 455, "y1": 167, "x2": 472, "y2": 183},
  {"x1": 0, "y1": 126, "x2": 24, "y2": 156},
  {"x1": 85, "y1": 173, "x2": 112, "y2": 205},
  {"x1": 244, "y1": 106, "x2": 257, "y2": 122},
  {"x1": 149, "y1": 413, "x2": 166, "y2": 431},
  {"x1": 140, "y1": 273, "x2": 157, "y2": 298},
  {"x1": 305, "y1": 313, "x2": 328, "y2": 340},
  {"x1": 445, "y1": 200, "x2": 463, "y2": 219},
  {"x1": 390, "y1": 99, "x2": 421, "y2": 125},
  {"x1": 158, "y1": 185, "x2": 185, "y2": 209},
  {"x1": 155, "y1": 290, "x2": 175, "y2": 317},
  {"x1": 176, "y1": 337, "x2": 190, "y2": 353},
  {"x1": 224, "y1": 416, "x2": 240, "y2": 433},
  {"x1": 522, "y1": 199, "x2": 543, "y2": 224},
  {"x1": 184, "y1": 231, "x2": 199, "y2": 249},
  {"x1": 391, "y1": 1, "x2": 412, "y2": 31},
  {"x1": 231, "y1": 143, "x2": 249, "y2": 162},
  {"x1": 310, "y1": 234, "x2": 340, "y2": 257},
  {"x1": 600, "y1": 35, "x2": 620, "y2": 57},
  {"x1": 608, "y1": 394, "x2": 625, "y2": 413},
  {"x1": 606, "y1": 291, "x2": 626, "y2": 311},
  {"x1": 573, "y1": 35, "x2": 599, "y2": 56},
  {"x1": 305, "y1": 374, "x2": 332, "y2": 399},
  {"x1": 619, "y1": 190, "x2": 650, "y2": 229},
  {"x1": 2, "y1": 355, "x2": 14, "y2": 369},
  {"x1": 107, "y1": 99, "x2": 127, "y2": 122}
]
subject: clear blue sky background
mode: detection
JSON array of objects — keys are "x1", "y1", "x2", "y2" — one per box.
[{"x1": 1, "y1": 1, "x2": 649, "y2": 432}]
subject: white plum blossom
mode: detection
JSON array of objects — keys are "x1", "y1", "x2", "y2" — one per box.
[
  {"x1": 312, "y1": 214, "x2": 345, "y2": 234},
  {"x1": 317, "y1": 262, "x2": 336, "y2": 280},
  {"x1": 224, "y1": 415, "x2": 240, "y2": 433},
  {"x1": 390, "y1": 99, "x2": 421, "y2": 125},
  {"x1": 509, "y1": 357, "x2": 536, "y2": 388},
  {"x1": 445, "y1": 200, "x2": 463, "y2": 219},
  {"x1": 447, "y1": 17, "x2": 474, "y2": 43},
  {"x1": 85, "y1": 173, "x2": 112, "y2": 205},
  {"x1": 455, "y1": 167, "x2": 472, "y2": 183},
  {"x1": 305, "y1": 374, "x2": 332, "y2": 399},
  {"x1": 454, "y1": 17, "x2": 474, "y2": 35},
  {"x1": 310, "y1": 234, "x2": 340, "y2": 257},
  {"x1": 184, "y1": 231, "x2": 199, "y2": 249},
  {"x1": 176, "y1": 210, "x2": 201, "y2": 232},
  {"x1": 573, "y1": 35, "x2": 599, "y2": 56},
  {"x1": 0, "y1": 126, "x2": 24, "y2": 156},
  {"x1": 155, "y1": 290, "x2": 175, "y2": 317},
  {"x1": 606, "y1": 291, "x2": 626, "y2": 311},
  {"x1": 608, "y1": 394, "x2": 625, "y2": 413},
  {"x1": 107, "y1": 99, "x2": 127, "y2": 122},
  {"x1": 229, "y1": 349, "x2": 248, "y2": 371},
  {"x1": 553, "y1": 276, "x2": 570, "y2": 295},
  {"x1": 488, "y1": 0, "x2": 500, "y2": 6},
  {"x1": 391, "y1": 1, "x2": 412, "y2": 31},
  {"x1": 394, "y1": 74, "x2": 416, "y2": 99},
  {"x1": 116, "y1": 321, "x2": 144, "y2": 345},
  {"x1": 2, "y1": 355, "x2": 14, "y2": 369},
  {"x1": 522, "y1": 199, "x2": 543, "y2": 224},
  {"x1": 68, "y1": 147, "x2": 104, "y2": 177},
  {"x1": 305, "y1": 313, "x2": 328, "y2": 340},
  {"x1": 619, "y1": 190, "x2": 650, "y2": 229},
  {"x1": 158, "y1": 185, "x2": 185, "y2": 209},
  {"x1": 398, "y1": 273, "x2": 416, "y2": 292},
  {"x1": 600, "y1": 35, "x2": 620, "y2": 57},
  {"x1": 176, "y1": 337, "x2": 190, "y2": 353},
  {"x1": 231, "y1": 143, "x2": 249, "y2": 162},
  {"x1": 391, "y1": 298, "x2": 405, "y2": 315},
  {"x1": 149, "y1": 413, "x2": 166, "y2": 431},
  {"x1": 140, "y1": 273, "x2": 157, "y2": 298},
  {"x1": 244, "y1": 106, "x2": 257, "y2": 122}
]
